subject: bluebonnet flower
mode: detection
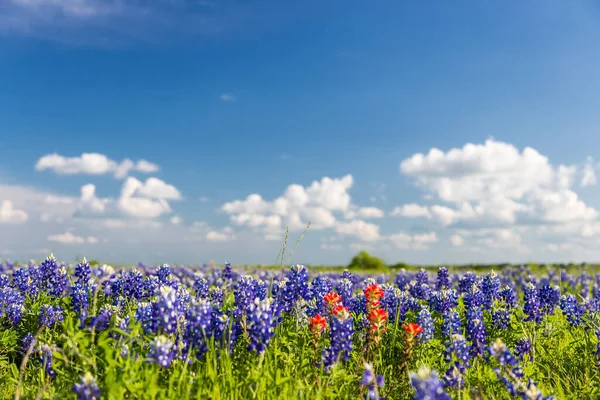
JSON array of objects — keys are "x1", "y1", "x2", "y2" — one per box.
[
  {"x1": 409, "y1": 282, "x2": 431, "y2": 301},
  {"x1": 184, "y1": 299, "x2": 214, "y2": 358},
  {"x1": 210, "y1": 287, "x2": 224, "y2": 307},
  {"x1": 443, "y1": 334, "x2": 470, "y2": 388},
  {"x1": 337, "y1": 278, "x2": 354, "y2": 309},
  {"x1": 429, "y1": 290, "x2": 458, "y2": 314},
  {"x1": 0, "y1": 286, "x2": 25, "y2": 326},
  {"x1": 436, "y1": 267, "x2": 450, "y2": 290},
  {"x1": 89, "y1": 305, "x2": 116, "y2": 332},
  {"x1": 246, "y1": 298, "x2": 276, "y2": 353},
  {"x1": 322, "y1": 305, "x2": 354, "y2": 371},
  {"x1": 193, "y1": 277, "x2": 209, "y2": 299},
  {"x1": 148, "y1": 335, "x2": 175, "y2": 368},
  {"x1": 0, "y1": 274, "x2": 9, "y2": 288},
  {"x1": 39, "y1": 305, "x2": 64, "y2": 328},
  {"x1": 480, "y1": 271, "x2": 501, "y2": 310},
  {"x1": 74, "y1": 258, "x2": 92, "y2": 286},
  {"x1": 441, "y1": 310, "x2": 462, "y2": 338},
  {"x1": 538, "y1": 284, "x2": 560, "y2": 316},
  {"x1": 278, "y1": 265, "x2": 310, "y2": 314},
  {"x1": 463, "y1": 288, "x2": 484, "y2": 309},
  {"x1": 39, "y1": 254, "x2": 69, "y2": 297},
  {"x1": 499, "y1": 286, "x2": 517, "y2": 308},
  {"x1": 514, "y1": 338, "x2": 532, "y2": 362},
  {"x1": 71, "y1": 284, "x2": 91, "y2": 323},
  {"x1": 21, "y1": 333, "x2": 36, "y2": 355},
  {"x1": 559, "y1": 294, "x2": 582, "y2": 326},
  {"x1": 523, "y1": 283, "x2": 542, "y2": 323},
  {"x1": 361, "y1": 363, "x2": 385, "y2": 400},
  {"x1": 457, "y1": 272, "x2": 477, "y2": 294},
  {"x1": 409, "y1": 366, "x2": 451, "y2": 400},
  {"x1": 13, "y1": 266, "x2": 40, "y2": 297},
  {"x1": 394, "y1": 270, "x2": 411, "y2": 290},
  {"x1": 492, "y1": 309, "x2": 511, "y2": 330},
  {"x1": 72, "y1": 372, "x2": 101, "y2": 400},
  {"x1": 489, "y1": 339, "x2": 553, "y2": 400},
  {"x1": 416, "y1": 308, "x2": 434, "y2": 343},
  {"x1": 416, "y1": 269, "x2": 429, "y2": 286},
  {"x1": 309, "y1": 276, "x2": 332, "y2": 315},
  {"x1": 147, "y1": 286, "x2": 187, "y2": 334},
  {"x1": 156, "y1": 264, "x2": 171, "y2": 283},
  {"x1": 222, "y1": 261, "x2": 232, "y2": 281},
  {"x1": 465, "y1": 306, "x2": 487, "y2": 358}
]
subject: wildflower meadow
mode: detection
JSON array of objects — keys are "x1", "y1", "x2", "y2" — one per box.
[{"x1": 0, "y1": 254, "x2": 599, "y2": 399}]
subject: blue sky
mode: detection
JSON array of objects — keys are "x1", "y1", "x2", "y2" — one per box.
[{"x1": 1, "y1": 0, "x2": 600, "y2": 266}]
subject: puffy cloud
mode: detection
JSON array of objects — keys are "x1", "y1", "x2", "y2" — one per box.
[
  {"x1": 335, "y1": 220, "x2": 380, "y2": 242},
  {"x1": 170, "y1": 216, "x2": 182, "y2": 225},
  {"x1": 0, "y1": 200, "x2": 28, "y2": 223},
  {"x1": 35, "y1": 153, "x2": 159, "y2": 179},
  {"x1": 400, "y1": 139, "x2": 597, "y2": 227},
  {"x1": 221, "y1": 175, "x2": 355, "y2": 234},
  {"x1": 79, "y1": 184, "x2": 108, "y2": 213},
  {"x1": 117, "y1": 177, "x2": 180, "y2": 218},
  {"x1": 47, "y1": 232, "x2": 98, "y2": 244},
  {"x1": 390, "y1": 203, "x2": 431, "y2": 218},
  {"x1": 206, "y1": 228, "x2": 235, "y2": 242}
]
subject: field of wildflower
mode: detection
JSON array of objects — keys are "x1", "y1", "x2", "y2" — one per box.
[{"x1": 0, "y1": 254, "x2": 599, "y2": 399}]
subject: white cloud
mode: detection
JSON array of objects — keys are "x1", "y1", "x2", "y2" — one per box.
[
  {"x1": 78, "y1": 184, "x2": 109, "y2": 213},
  {"x1": 170, "y1": 216, "x2": 182, "y2": 225},
  {"x1": 47, "y1": 232, "x2": 98, "y2": 244},
  {"x1": 117, "y1": 177, "x2": 180, "y2": 218},
  {"x1": 400, "y1": 139, "x2": 597, "y2": 227},
  {"x1": 206, "y1": 230, "x2": 235, "y2": 241},
  {"x1": 321, "y1": 243, "x2": 342, "y2": 250},
  {"x1": 449, "y1": 234, "x2": 464, "y2": 247},
  {"x1": 390, "y1": 203, "x2": 431, "y2": 218},
  {"x1": 335, "y1": 220, "x2": 380, "y2": 242},
  {"x1": 221, "y1": 174, "x2": 355, "y2": 234},
  {"x1": 0, "y1": 200, "x2": 29, "y2": 223},
  {"x1": 581, "y1": 156, "x2": 597, "y2": 187},
  {"x1": 35, "y1": 153, "x2": 159, "y2": 179},
  {"x1": 220, "y1": 93, "x2": 237, "y2": 102}
]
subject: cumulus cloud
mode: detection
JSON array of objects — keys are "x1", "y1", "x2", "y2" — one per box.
[
  {"x1": 35, "y1": 153, "x2": 159, "y2": 179},
  {"x1": 170, "y1": 216, "x2": 182, "y2": 225},
  {"x1": 47, "y1": 232, "x2": 98, "y2": 244},
  {"x1": 335, "y1": 220, "x2": 380, "y2": 242},
  {"x1": 117, "y1": 177, "x2": 175, "y2": 218},
  {"x1": 400, "y1": 139, "x2": 597, "y2": 227},
  {"x1": 221, "y1": 175, "x2": 356, "y2": 234},
  {"x1": 0, "y1": 200, "x2": 28, "y2": 223}
]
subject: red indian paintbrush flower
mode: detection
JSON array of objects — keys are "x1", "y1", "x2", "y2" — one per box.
[
  {"x1": 332, "y1": 304, "x2": 350, "y2": 321},
  {"x1": 324, "y1": 292, "x2": 342, "y2": 308},
  {"x1": 403, "y1": 323, "x2": 423, "y2": 337},
  {"x1": 364, "y1": 284, "x2": 384, "y2": 303},
  {"x1": 368, "y1": 308, "x2": 388, "y2": 332},
  {"x1": 309, "y1": 314, "x2": 327, "y2": 335}
]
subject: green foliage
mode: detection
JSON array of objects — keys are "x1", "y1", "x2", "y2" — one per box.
[{"x1": 348, "y1": 251, "x2": 386, "y2": 270}]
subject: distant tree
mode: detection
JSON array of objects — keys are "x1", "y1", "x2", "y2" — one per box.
[
  {"x1": 348, "y1": 251, "x2": 386, "y2": 270},
  {"x1": 88, "y1": 259, "x2": 100, "y2": 266}
]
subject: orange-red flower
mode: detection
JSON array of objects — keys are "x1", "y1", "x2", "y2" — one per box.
[
  {"x1": 364, "y1": 284, "x2": 384, "y2": 306},
  {"x1": 332, "y1": 304, "x2": 350, "y2": 321},
  {"x1": 368, "y1": 308, "x2": 388, "y2": 331},
  {"x1": 403, "y1": 323, "x2": 423, "y2": 337},
  {"x1": 324, "y1": 292, "x2": 342, "y2": 308},
  {"x1": 309, "y1": 314, "x2": 327, "y2": 335}
]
